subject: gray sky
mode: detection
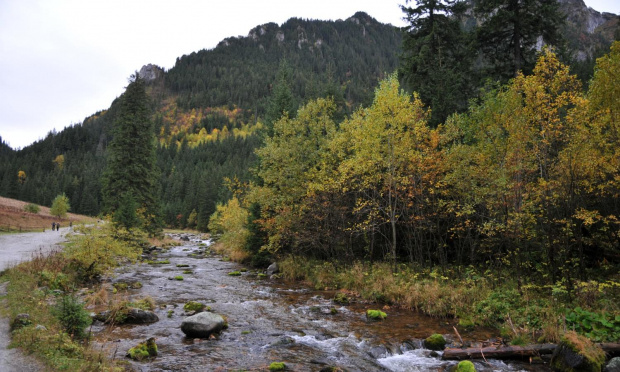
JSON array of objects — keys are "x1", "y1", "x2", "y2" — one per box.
[{"x1": 1, "y1": 0, "x2": 618, "y2": 150}]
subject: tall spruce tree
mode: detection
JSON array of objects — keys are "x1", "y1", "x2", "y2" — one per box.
[
  {"x1": 475, "y1": 0, "x2": 564, "y2": 81},
  {"x1": 264, "y1": 59, "x2": 297, "y2": 137},
  {"x1": 400, "y1": 0, "x2": 473, "y2": 126},
  {"x1": 102, "y1": 74, "x2": 161, "y2": 233}
]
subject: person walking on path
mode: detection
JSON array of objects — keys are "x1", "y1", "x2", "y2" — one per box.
[{"x1": 51, "y1": 222, "x2": 55, "y2": 231}]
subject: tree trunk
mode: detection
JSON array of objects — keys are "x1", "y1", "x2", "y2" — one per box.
[{"x1": 442, "y1": 343, "x2": 620, "y2": 360}]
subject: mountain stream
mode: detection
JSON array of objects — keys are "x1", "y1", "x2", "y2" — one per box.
[{"x1": 91, "y1": 234, "x2": 552, "y2": 371}]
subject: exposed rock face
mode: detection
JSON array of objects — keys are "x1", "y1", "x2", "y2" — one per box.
[
  {"x1": 181, "y1": 312, "x2": 226, "y2": 338},
  {"x1": 138, "y1": 64, "x2": 163, "y2": 82},
  {"x1": 558, "y1": 0, "x2": 618, "y2": 61}
]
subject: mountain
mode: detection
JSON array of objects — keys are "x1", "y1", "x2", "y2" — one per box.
[
  {"x1": 0, "y1": 5, "x2": 616, "y2": 229},
  {"x1": 0, "y1": 12, "x2": 403, "y2": 228}
]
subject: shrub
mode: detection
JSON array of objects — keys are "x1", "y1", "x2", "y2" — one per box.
[
  {"x1": 53, "y1": 295, "x2": 92, "y2": 340},
  {"x1": 228, "y1": 271, "x2": 242, "y2": 276},
  {"x1": 64, "y1": 224, "x2": 142, "y2": 281},
  {"x1": 24, "y1": 203, "x2": 40, "y2": 214}
]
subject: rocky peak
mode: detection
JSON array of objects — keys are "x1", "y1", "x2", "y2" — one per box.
[{"x1": 138, "y1": 64, "x2": 163, "y2": 82}]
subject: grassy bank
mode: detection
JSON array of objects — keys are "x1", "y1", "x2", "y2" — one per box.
[
  {"x1": 277, "y1": 256, "x2": 620, "y2": 344},
  {"x1": 0, "y1": 224, "x2": 154, "y2": 371}
]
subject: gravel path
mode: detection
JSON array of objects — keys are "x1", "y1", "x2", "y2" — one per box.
[{"x1": 0, "y1": 228, "x2": 71, "y2": 372}]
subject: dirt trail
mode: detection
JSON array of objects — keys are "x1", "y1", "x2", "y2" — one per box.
[{"x1": 0, "y1": 228, "x2": 71, "y2": 371}]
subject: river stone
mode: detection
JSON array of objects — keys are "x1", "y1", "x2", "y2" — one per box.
[
  {"x1": 605, "y1": 357, "x2": 620, "y2": 372},
  {"x1": 267, "y1": 262, "x2": 279, "y2": 275},
  {"x1": 125, "y1": 308, "x2": 159, "y2": 324},
  {"x1": 93, "y1": 308, "x2": 159, "y2": 324},
  {"x1": 181, "y1": 312, "x2": 226, "y2": 338}
]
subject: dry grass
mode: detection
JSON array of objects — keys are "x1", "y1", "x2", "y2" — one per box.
[{"x1": 0, "y1": 196, "x2": 96, "y2": 232}]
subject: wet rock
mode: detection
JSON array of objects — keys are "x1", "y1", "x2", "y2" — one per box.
[
  {"x1": 605, "y1": 357, "x2": 620, "y2": 372},
  {"x1": 181, "y1": 311, "x2": 226, "y2": 338},
  {"x1": 269, "y1": 336, "x2": 296, "y2": 347},
  {"x1": 93, "y1": 308, "x2": 159, "y2": 324},
  {"x1": 125, "y1": 308, "x2": 159, "y2": 324},
  {"x1": 367, "y1": 345, "x2": 389, "y2": 359},
  {"x1": 267, "y1": 262, "x2": 279, "y2": 275}
]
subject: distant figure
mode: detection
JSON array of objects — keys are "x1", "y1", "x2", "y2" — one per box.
[
  {"x1": 69, "y1": 221, "x2": 72, "y2": 228},
  {"x1": 56, "y1": 223, "x2": 60, "y2": 231},
  {"x1": 52, "y1": 222, "x2": 56, "y2": 231}
]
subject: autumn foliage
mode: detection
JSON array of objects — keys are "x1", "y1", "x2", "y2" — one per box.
[{"x1": 212, "y1": 44, "x2": 620, "y2": 294}]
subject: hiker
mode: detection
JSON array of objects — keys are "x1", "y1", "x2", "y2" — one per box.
[
  {"x1": 56, "y1": 223, "x2": 60, "y2": 231},
  {"x1": 51, "y1": 222, "x2": 56, "y2": 231}
]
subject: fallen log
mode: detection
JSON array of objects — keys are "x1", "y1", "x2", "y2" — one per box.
[{"x1": 442, "y1": 343, "x2": 620, "y2": 361}]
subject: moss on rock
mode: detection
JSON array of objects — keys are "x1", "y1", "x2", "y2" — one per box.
[
  {"x1": 455, "y1": 360, "x2": 476, "y2": 372},
  {"x1": 550, "y1": 331, "x2": 605, "y2": 372},
  {"x1": 269, "y1": 362, "x2": 286, "y2": 371},
  {"x1": 127, "y1": 337, "x2": 157, "y2": 361},
  {"x1": 424, "y1": 333, "x2": 446, "y2": 351},
  {"x1": 366, "y1": 309, "x2": 387, "y2": 320}
]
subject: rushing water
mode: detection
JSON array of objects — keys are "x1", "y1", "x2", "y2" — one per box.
[{"x1": 91, "y1": 235, "x2": 552, "y2": 371}]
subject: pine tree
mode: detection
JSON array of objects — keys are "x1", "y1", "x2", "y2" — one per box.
[
  {"x1": 475, "y1": 0, "x2": 564, "y2": 81},
  {"x1": 102, "y1": 74, "x2": 161, "y2": 233},
  {"x1": 400, "y1": 0, "x2": 473, "y2": 125}
]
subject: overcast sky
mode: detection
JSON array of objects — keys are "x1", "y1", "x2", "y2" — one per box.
[{"x1": 1, "y1": 0, "x2": 618, "y2": 150}]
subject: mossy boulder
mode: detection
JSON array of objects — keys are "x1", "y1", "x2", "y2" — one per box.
[
  {"x1": 455, "y1": 360, "x2": 476, "y2": 372},
  {"x1": 366, "y1": 309, "x2": 387, "y2": 320},
  {"x1": 269, "y1": 362, "x2": 286, "y2": 371},
  {"x1": 550, "y1": 331, "x2": 605, "y2": 372},
  {"x1": 424, "y1": 333, "x2": 446, "y2": 351},
  {"x1": 127, "y1": 337, "x2": 157, "y2": 361}
]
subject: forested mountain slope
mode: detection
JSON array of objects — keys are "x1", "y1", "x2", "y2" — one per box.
[
  {"x1": 0, "y1": 12, "x2": 402, "y2": 228},
  {"x1": 0, "y1": 4, "x2": 616, "y2": 229}
]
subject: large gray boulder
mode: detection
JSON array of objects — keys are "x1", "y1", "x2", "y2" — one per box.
[
  {"x1": 181, "y1": 312, "x2": 226, "y2": 338},
  {"x1": 266, "y1": 262, "x2": 279, "y2": 276},
  {"x1": 605, "y1": 357, "x2": 620, "y2": 372}
]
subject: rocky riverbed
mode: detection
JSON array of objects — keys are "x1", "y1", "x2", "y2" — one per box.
[{"x1": 91, "y1": 234, "x2": 552, "y2": 372}]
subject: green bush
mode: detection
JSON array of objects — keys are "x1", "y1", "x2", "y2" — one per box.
[
  {"x1": 24, "y1": 203, "x2": 40, "y2": 214},
  {"x1": 53, "y1": 295, "x2": 92, "y2": 340},
  {"x1": 565, "y1": 307, "x2": 620, "y2": 342}
]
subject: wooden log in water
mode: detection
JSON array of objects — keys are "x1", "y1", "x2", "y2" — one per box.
[{"x1": 442, "y1": 343, "x2": 620, "y2": 360}]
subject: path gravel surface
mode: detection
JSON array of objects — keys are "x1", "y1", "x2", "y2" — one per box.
[{"x1": 0, "y1": 227, "x2": 71, "y2": 371}]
